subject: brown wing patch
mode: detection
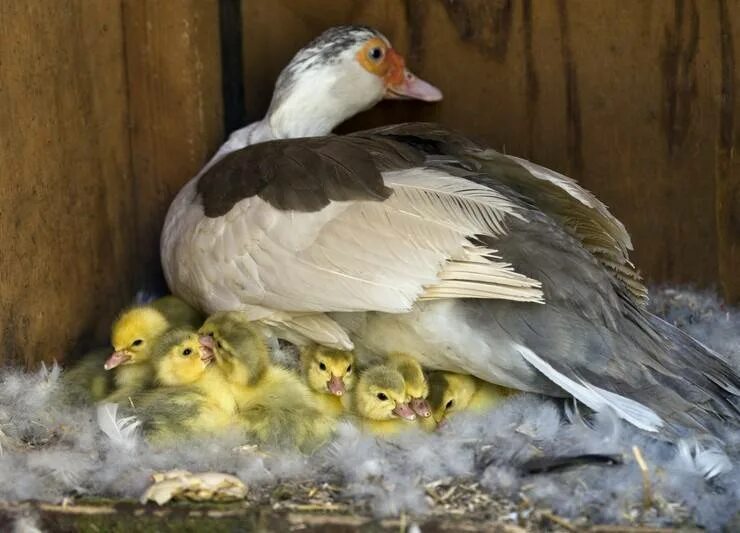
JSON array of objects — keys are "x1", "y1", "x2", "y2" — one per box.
[{"x1": 197, "y1": 136, "x2": 423, "y2": 217}]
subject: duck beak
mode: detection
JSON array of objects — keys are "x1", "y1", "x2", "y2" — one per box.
[
  {"x1": 383, "y1": 49, "x2": 442, "y2": 102},
  {"x1": 198, "y1": 335, "x2": 216, "y2": 363},
  {"x1": 392, "y1": 402, "x2": 417, "y2": 421},
  {"x1": 327, "y1": 374, "x2": 346, "y2": 396},
  {"x1": 410, "y1": 397, "x2": 432, "y2": 418},
  {"x1": 104, "y1": 350, "x2": 131, "y2": 370}
]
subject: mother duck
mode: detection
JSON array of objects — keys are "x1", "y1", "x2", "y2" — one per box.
[{"x1": 162, "y1": 27, "x2": 739, "y2": 438}]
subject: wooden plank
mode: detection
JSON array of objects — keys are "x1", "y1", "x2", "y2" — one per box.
[
  {"x1": 716, "y1": 0, "x2": 740, "y2": 303},
  {"x1": 122, "y1": 0, "x2": 223, "y2": 293},
  {"x1": 0, "y1": 0, "x2": 136, "y2": 366},
  {"x1": 241, "y1": 0, "x2": 739, "y2": 301}
]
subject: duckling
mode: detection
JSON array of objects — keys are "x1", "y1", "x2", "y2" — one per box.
[
  {"x1": 199, "y1": 312, "x2": 335, "y2": 452},
  {"x1": 129, "y1": 328, "x2": 236, "y2": 442},
  {"x1": 300, "y1": 344, "x2": 356, "y2": 417},
  {"x1": 388, "y1": 352, "x2": 431, "y2": 418},
  {"x1": 104, "y1": 296, "x2": 202, "y2": 402},
  {"x1": 60, "y1": 347, "x2": 115, "y2": 405},
  {"x1": 350, "y1": 365, "x2": 418, "y2": 437},
  {"x1": 428, "y1": 371, "x2": 514, "y2": 426}
]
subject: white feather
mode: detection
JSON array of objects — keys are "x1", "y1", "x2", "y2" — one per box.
[
  {"x1": 96, "y1": 403, "x2": 141, "y2": 451},
  {"x1": 514, "y1": 344, "x2": 664, "y2": 432},
  {"x1": 676, "y1": 439, "x2": 733, "y2": 479}
]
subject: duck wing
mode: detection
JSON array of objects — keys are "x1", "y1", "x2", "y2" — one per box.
[
  {"x1": 356, "y1": 123, "x2": 647, "y2": 303},
  {"x1": 169, "y1": 135, "x2": 545, "y2": 321}
]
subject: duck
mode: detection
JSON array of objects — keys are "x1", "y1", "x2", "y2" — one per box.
[
  {"x1": 163, "y1": 121, "x2": 740, "y2": 439},
  {"x1": 300, "y1": 344, "x2": 355, "y2": 418},
  {"x1": 162, "y1": 25, "x2": 441, "y2": 318},
  {"x1": 60, "y1": 347, "x2": 115, "y2": 405},
  {"x1": 387, "y1": 352, "x2": 431, "y2": 418},
  {"x1": 103, "y1": 296, "x2": 202, "y2": 403},
  {"x1": 160, "y1": 35, "x2": 739, "y2": 437},
  {"x1": 349, "y1": 365, "x2": 419, "y2": 436},
  {"x1": 127, "y1": 328, "x2": 235, "y2": 442},
  {"x1": 199, "y1": 312, "x2": 335, "y2": 451},
  {"x1": 427, "y1": 371, "x2": 514, "y2": 426}
]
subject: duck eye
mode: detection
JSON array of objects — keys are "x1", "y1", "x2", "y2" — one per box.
[
  {"x1": 377, "y1": 392, "x2": 388, "y2": 401},
  {"x1": 182, "y1": 348, "x2": 192, "y2": 356},
  {"x1": 445, "y1": 399, "x2": 454, "y2": 409},
  {"x1": 346, "y1": 364, "x2": 352, "y2": 373},
  {"x1": 319, "y1": 362, "x2": 327, "y2": 371},
  {"x1": 368, "y1": 46, "x2": 384, "y2": 61},
  {"x1": 132, "y1": 339, "x2": 143, "y2": 347}
]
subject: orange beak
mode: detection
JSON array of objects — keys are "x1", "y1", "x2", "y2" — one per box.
[{"x1": 383, "y1": 48, "x2": 442, "y2": 102}]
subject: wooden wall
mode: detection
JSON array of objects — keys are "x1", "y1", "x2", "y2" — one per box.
[
  {"x1": 0, "y1": 0, "x2": 738, "y2": 366},
  {"x1": 0, "y1": 0, "x2": 222, "y2": 367}
]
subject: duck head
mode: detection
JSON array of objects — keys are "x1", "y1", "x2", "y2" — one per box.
[
  {"x1": 153, "y1": 329, "x2": 213, "y2": 386},
  {"x1": 267, "y1": 25, "x2": 442, "y2": 139},
  {"x1": 198, "y1": 311, "x2": 270, "y2": 386},
  {"x1": 105, "y1": 307, "x2": 169, "y2": 370},
  {"x1": 354, "y1": 366, "x2": 416, "y2": 422},
  {"x1": 300, "y1": 345, "x2": 356, "y2": 397}
]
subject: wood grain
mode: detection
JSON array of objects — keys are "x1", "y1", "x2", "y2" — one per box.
[
  {"x1": 0, "y1": 0, "x2": 136, "y2": 366},
  {"x1": 241, "y1": 0, "x2": 740, "y2": 302},
  {"x1": 122, "y1": 0, "x2": 224, "y2": 294},
  {"x1": 0, "y1": 1, "x2": 225, "y2": 366}
]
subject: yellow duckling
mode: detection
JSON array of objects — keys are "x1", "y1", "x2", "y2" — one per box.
[
  {"x1": 130, "y1": 328, "x2": 235, "y2": 442},
  {"x1": 104, "y1": 296, "x2": 202, "y2": 402},
  {"x1": 350, "y1": 365, "x2": 418, "y2": 437},
  {"x1": 388, "y1": 352, "x2": 431, "y2": 419},
  {"x1": 61, "y1": 347, "x2": 115, "y2": 405},
  {"x1": 199, "y1": 312, "x2": 335, "y2": 452},
  {"x1": 428, "y1": 371, "x2": 514, "y2": 426},
  {"x1": 300, "y1": 344, "x2": 356, "y2": 418}
]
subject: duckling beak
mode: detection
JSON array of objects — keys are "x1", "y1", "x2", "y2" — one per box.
[
  {"x1": 383, "y1": 49, "x2": 442, "y2": 102},
  {"x1": 392, "y1": 402, "x2": 417, "y2": 421},
  {"x1": 104, "y1": 350, "x2": 131, "y2": 370},
  {"x1": 410, "y1": 397, "x2": 432, "y2": 418},
  {"x1": 198, "y1": 335, "x2": 216, "y2": 361},
  {"x1": 327, "y1": 374, "x2": 346, "y2": 396}
]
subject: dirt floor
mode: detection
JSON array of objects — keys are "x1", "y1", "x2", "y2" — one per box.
[{"x1": 0, "y1": 477, "x2": 715, "y2": 533}]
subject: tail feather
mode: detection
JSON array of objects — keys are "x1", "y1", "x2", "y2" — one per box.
[{"x1": 648, "y1": 314, "x2": 740, "y2": 422}]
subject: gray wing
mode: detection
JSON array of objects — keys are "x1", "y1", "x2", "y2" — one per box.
[{"x1": 466, "y1": 208, "x2": 739, "y2": 435}]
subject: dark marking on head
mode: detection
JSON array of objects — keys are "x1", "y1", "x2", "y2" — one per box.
[{"x1": 270, "y1": 25, "x2": 382, "y2": 113}]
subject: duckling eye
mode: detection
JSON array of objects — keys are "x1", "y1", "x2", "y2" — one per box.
[
  {"x1": 368, "y1": 46, "x2": 384, "y2": 62},
  {"x1": 346, "y1": 364, "x2": 352, "y2": 373},
  {"x1": 182, "y1": 348, "x2": 192, "y2": 356},
  {"x1": 445, "y1": 399, "x2": 454, "y2": 409},
  {"x1": 319, "y1": 362, "x2": 327, "y2": 371},
  {"x1": 217, "y1": 341, "x2": 223, "y2": 349},
  {"x1": 132, "y1": 339, "x2": 143, "y2": 347},
  {"x1": 376, "y1": 392, "x2": 388, "y2": 401}
]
